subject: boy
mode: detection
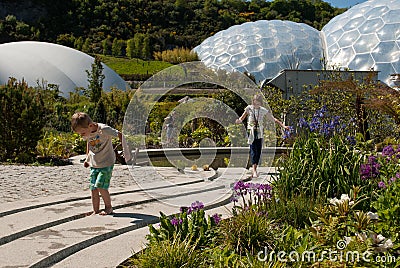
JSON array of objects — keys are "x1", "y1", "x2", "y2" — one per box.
[{"x1": 71, "y1": 112, "x2": 125, "y2": 215}]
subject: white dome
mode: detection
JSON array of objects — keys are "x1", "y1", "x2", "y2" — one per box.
[
  {"x1": 0, "y1": 41, "x2": 128, "y2": 97},
  {"x1": 322, "y1": 0, "x2": 400, "y2": 86},
  {"x1": 194, "y1": 20, "x2": 324, "y2": 85}
]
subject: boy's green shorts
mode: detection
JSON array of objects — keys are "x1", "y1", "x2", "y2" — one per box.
[{"x1": 89, "y1": 165, "x2": 114, "y2": 190}]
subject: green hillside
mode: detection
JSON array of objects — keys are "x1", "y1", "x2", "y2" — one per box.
[{"x1": 99, "y1": 55, "x2": 173, "y2": 76}]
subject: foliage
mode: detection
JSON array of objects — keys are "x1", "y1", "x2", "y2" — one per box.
[
  {"x1": 276, "y1": 134, "x2": 366, "y2": 199},
  {"x1": 153, "y1": 47, "x2": 198, "y2": 64},
  {"x1": 0, "y1": 78, "x2": 54, "y2": 163},
  {"x1": 310, "y1": 186, "x2": 399, "y2": 266},
  {"x1": 267, "y1": 192, "x2": 324, "y2": 229},
  {"x1": 312, "y1": 73, "x2": 383, "y2": 141},
  {"x1": 0, "y1": 0, "x2": 343, "y2": 59},
  {"x1": 225, "y1": 181, "x2": 279, "y2": 256},
  {"x1": 147, "y1": 201, "x2": 221, "y2": 249},
  {"x1": 220, "y1": 207, "x2": 278, "y2": 256},
  {"x1": 85, "y1": 55, "x2": 105, "y2": 103},
  {"x1": 98, "y1": 55, "x2": 172, "y2": 77},
  {"x1": 133, "y1": 234, "x2": 203, "y2": 268},
  {"x1": 361, "y1": 145, "x2": 400, "y2": 237},
  {"x1": 36, "y1": 130, "x2": 85, "y2": 159}
]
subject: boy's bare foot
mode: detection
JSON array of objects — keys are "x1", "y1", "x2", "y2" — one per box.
[
  {"x1": 99, "y1": 208, "x2": 113, "y2": 215},
  {"x1": 86, "y1": 211, "x2": 99, "y2": 216}
]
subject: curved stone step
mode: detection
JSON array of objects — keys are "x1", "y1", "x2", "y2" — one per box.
[{"x1": 0, "y1": 185, "x2": 231, "y2": 268}]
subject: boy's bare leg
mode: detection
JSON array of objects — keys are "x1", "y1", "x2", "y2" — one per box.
[
  {"x1": 98, "y1": 188, "x2": 113, "y2": 215},
  {"x1": 90, "y1": 189, "x2": 101, "y2": 215}
]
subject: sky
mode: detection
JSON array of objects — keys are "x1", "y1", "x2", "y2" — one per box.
[{"x1": 323, "y1": 0, "x2": 368, "y2": 8}]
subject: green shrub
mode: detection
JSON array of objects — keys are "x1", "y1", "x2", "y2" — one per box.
[
  {"x1": 36, "y1": 130, "x2": 85, "y2": 159},
  {"x1": 0, "y1": 78, "x2": 54, "y2": 163},
  {"x1": 133, "y1": 234, "x2": 203, "y2": 268},
  {"x1": 153, "y1": 47, "x2": 198, "y2": 64},
  {"x1": 219, "y1": 207, "x2": 279, "y2": 256},
  {"x1": 309, "y1": 186, "x2": 399, "y2": 267},
  {"x1": 267, "y1": 192, "x2": 324, "y2": 229}
]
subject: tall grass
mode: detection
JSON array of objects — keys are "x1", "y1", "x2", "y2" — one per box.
[{"x1": 275, "y1": 135, "x2": 367, "y2": 199}]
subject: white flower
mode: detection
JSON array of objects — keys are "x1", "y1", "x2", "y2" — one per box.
[
  {"x1": 383, "y1": 239, "x2": 393, "y2": 249},
  {"x1": 377, "y1": 234, "x2": 385, "y2": 243},
  {"x1": 329, "y1": 194, "x2": 354, "y2": 206},
  {"x1": 340, "y1": 194, "x2": 350, "y2": 201},
  {"x1": 356, "y1": 232, "x2": 368, "y2": 242},
  {"x1": 344, "y1": 236, "x2": 352, "y2": 245},
  {"x1": 370, "y1": 233, "x2": 385, "y2": 244},
  {"x1": 367, "y1": 212, "x2": 379, "y2": 220},
  {"x1": 329, "y1": 197, "x2": 340, "y2": 205}
]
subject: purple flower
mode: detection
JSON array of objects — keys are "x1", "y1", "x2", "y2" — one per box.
[
  {"x1": 346, "y1": 136, "x2": 356, "y2": 146},
  {"x1": 283, "y1": 126, "x2": 294, "y2": 139},
  {"x1": 230, "y1": 195, "x2": 238, "y2": 203},
  {"x1": 314, "y1": 106, "x2": 327, "y2": 118},
  {"x1": 378, "y1": 181, "x2": 386, "y2": 189},
  {"x1": 309, "y1": 117, "x2": 321, "y2": 132},
  {"x1": 233, "y1": 180, "x2": 247, "y2": 196},
  {"x1": 170, "y1": 217, "x2": 183, "y2": 226},
  {"x1": 188, "y1": 200, "x2": 204, "y2": 214},
  {"x1": 360, "y1": 164, "x2": 372, "y2": 180},
  {"x1": 360, "y1": 155, "x2": 381, "y2": 180},
  {"x1": 298, "y1": 118, "x2": 309, "y2": 129},
  {"x1": 211, "y1": 213, "x2": 221, "y2": 224},
  {"x1": 389, "y1": 177, "x2": 396, "y2": 185},
  {"x1": 382, "y1": 145, "x2": 395, "y2": 157}
]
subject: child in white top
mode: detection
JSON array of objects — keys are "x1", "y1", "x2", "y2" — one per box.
[{"x1": 235, "y1": 94, "x2": 288, "y2": 178}]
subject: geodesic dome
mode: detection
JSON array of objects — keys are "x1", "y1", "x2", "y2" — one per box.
[
  {"x1": 322, "y1": 0, "x2": 400, "y2": 86},
  {"x1": 194, "y1": 0, "x2": 400, "y2": 87},
  {"x1": 193, "y1": 20, "x2": 324, "y2": 85},
  {"x1": 0, "y1": 41, "x2": 128, "y2": 97}
]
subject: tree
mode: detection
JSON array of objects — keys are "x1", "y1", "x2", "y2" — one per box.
[
  {"x1": 126, "y1": 38, "x2": 135, "y2": 59},
  {"x1": 86, "y1": 55, "x2": 105, "y2": 104}
]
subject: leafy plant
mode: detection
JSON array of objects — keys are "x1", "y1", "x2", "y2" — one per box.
[
  {"x1": 36, "y1": 130, "x2": 85, "y2": 159},
  {"x1": 309, "y1": 187, "x2": 398, "y2": 266},
  {"x1": 133, "y1": 233, "x2": 203, "y2": 268},
  {"x1": 275, "y1": 134, "x2": 366, "y2": 198},
  {"x1": 147, "y1": 201, "x2": 221, "y2": 249},
  {"x1": 219, "y1": 206, "x2": 278, "y2": 256}
]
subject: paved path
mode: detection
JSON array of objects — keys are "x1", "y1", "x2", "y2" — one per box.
[{"x1": 0, "y1": 156, "x2": 278, "y2": 268}]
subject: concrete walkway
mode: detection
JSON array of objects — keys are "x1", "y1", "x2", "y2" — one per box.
[{"x1": 0, "y1": 157, "x2": 276, "y2": 268}]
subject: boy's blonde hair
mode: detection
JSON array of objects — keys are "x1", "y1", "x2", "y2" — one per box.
[{"x1": 71, "y1": 112, "x2": 93, "y2": 131}]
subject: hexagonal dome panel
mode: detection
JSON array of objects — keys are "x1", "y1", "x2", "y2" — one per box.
[
  {"x1": 322, "y1": 0, "x2": 400, "y2": 85},
  {"x1": 194, "y1": 0, "x2": 400, "y2": 87},
  {"x1": 193, "y1": 20, "x2": 324, "y2": 85}
]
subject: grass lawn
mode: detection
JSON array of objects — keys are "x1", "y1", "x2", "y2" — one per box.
[{"x1": 98, "y1": 55, "x2": 173, "y2": 76}]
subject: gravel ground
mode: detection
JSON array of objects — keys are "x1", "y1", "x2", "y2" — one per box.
[{"x1": 0, "y1": 163, "x2": 134, "y2": 203}]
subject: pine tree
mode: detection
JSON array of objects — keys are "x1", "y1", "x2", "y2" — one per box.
[{"x1": 86, "y1": 55, "x2": 105, "y2": 104}]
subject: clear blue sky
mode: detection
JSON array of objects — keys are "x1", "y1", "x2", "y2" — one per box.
[{"x1": 323, "y1": 0, "x2": 368, "y2": 8}]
